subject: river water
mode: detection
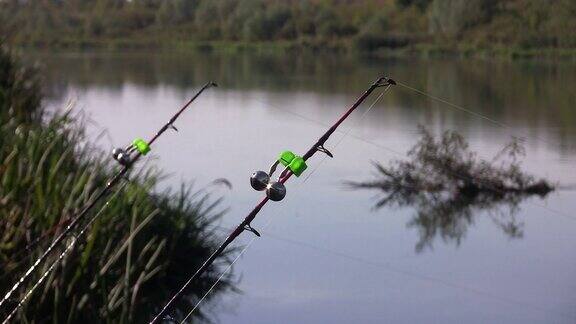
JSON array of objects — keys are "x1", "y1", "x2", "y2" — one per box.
[{"x1": 32, "y1": 51, "x2": 576, "y2": 323}]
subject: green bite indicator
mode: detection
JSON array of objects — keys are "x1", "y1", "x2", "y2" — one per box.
[
  {"x1": 279, "y1": 151, "x2": 296, "y2": 166},
  {"x1": 278, "y1": 150, "x2": 307, "y2": 177},
  {"x1": 132, "y1": 138, "x2": 151, "y2": 155}
]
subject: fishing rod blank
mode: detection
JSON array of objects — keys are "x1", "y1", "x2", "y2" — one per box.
[
  {"x1": 2, "y1": 182, "x2": 128, "y2": 324},
  {"x1": 0, "y1": 82, "x2": 217, "y2": 316},
  {"x1": 150, "y1": 76, "x2": 395, "y2": 323}
]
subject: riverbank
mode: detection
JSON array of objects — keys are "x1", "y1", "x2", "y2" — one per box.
[
  {"x1": 0, "y1": 43, "x2": 233, "y2": 322},
  {"x1": 14, "y1": 37, "x2": 576, "y2": 61}
]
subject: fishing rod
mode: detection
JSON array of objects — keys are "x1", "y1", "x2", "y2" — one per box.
[
  {"x1": 0, "y1": 82, "x2": 217, "y2": 317},
  {"x1": 150, "y1": 76, "x2": 396, "y2": 323},
  {"x1": 1, "y1": 183, "x2": 127, "y2": 324}
]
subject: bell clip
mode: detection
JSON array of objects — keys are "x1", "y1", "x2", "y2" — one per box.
[{"x1": 250, "y1": 171, "x2": 270, "y2": 191}]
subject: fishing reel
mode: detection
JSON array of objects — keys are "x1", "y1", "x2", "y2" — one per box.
[
  {"x1": 111, "y1": 138, "x2": 151, "y2": 166},
  {"x1": 250, "y1": 151, "x2": 308, "y2": 201}
]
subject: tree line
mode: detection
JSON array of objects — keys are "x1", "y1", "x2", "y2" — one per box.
[{"x1": 1, "y1": 0, "x2": 575, "y2": 53}]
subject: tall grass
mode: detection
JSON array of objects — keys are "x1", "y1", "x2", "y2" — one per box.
[{"x1": 0, "y1": 44, "x2": 234, "y2": 323}]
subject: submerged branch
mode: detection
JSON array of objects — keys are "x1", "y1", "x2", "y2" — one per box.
[{"x1": 348, "y1": 127, "x2": 555, "y2": 252}]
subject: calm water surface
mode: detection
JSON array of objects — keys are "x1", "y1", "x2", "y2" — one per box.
[{"x1": 33, "y1": 51, "x2": 576, "y2": 323}]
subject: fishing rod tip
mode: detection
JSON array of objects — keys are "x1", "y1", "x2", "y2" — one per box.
[
  {"x1": 209, "y1": 81, "x2": 218, "y2": 87},
  {"x1": 376, "y1": 76, "x2": 396, "y2": 86}
]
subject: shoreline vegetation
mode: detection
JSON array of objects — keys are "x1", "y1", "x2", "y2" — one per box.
[
  {"x1": 16, "y1": 39, "x2": 576, "y2": 61},
  {"x1": 2, "y1": 0, "x2": 576, "y2": 60},
  {"x1": 0, "y1": 43, "x2": 234, "y2": 322}
]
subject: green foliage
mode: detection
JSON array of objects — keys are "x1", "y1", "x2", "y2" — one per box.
[
  {"x1": 1, "y1": 0, "x2": 575, "y2": 53},
  {"x1": 0, "y1": 43, "x2": 234, "y2": 322},
  {"x1": 430, "y1": 0, "x2": 497, "y2": 35},
  {"x1": 396, "y1": 0, "x2": 433, "y2": 11},
  {"x1": 244, "y1": 4, "x2": 293, "y2": 41},
  {"x1": 0, "y1": 44, "x2": 42, "y2": 122},
  {"x1": 353, "y1": 13, "x2": 410, "y2": 51}
]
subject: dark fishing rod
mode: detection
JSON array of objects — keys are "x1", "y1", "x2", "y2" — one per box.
[
  {"x1": 0, "y1": 82, "x2": 217, "y2": 316},
  {"x1": 150, "y1": 76, "x2": 395, "y2": 323},
  {"x1": 1, "y1": 183, "x2": 128, "y2": 324}
]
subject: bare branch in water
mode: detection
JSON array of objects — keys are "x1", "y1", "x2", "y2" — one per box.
[{"x1": 347, "y1": 127, "x2": 554, "y2": 252}]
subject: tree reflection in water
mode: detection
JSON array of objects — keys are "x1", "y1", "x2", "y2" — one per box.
[{"x1": 348, "y1": 127, "x2": 554, "y2": 252}]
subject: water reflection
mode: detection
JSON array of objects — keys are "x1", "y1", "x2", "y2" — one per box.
[
  {"x1": 370, "y1": 183, "x2": 530, "y2": 252},
  {"x1": 349, "y1": 128, "x2": 554, "y2": 252},
  {"x1": 32, "y1": 49, "x2": 574, "y2": 257},
  {"x1": 32, "y1": 51, "x2": 576, "y2": 155},
  {"x1": 25, "y1": 51, "x2": 576, "y2": 323}
]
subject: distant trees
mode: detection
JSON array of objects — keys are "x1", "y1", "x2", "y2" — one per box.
[
  {"x1": 243, "y1": 3, "x2": 293, "y2": 41},
  {"x1": 429, "y1": 0, "x2": 497, "y2": 35},
  {"x1": 396, "y1": 0, "x2": 433, "y2": 11},
  {"x1": 0, "y1": 0, "x2": 575, "y2": 52}
]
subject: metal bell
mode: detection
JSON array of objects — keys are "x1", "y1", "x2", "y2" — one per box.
[
  {"x1": 116, "y1": 152, "x2": 131, "y2": 166},
  {"x1": 112, "y1": 147, "x2": 125, "y2": 159},
  {"x1": 266, "y1": 181, "x2": 286, "y2": 201},
  {"x1": 250, "y1": 171, "x2": 270, "y2": 191}
]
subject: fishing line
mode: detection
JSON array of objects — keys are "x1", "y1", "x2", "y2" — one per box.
[
  {"x1": 180, "y1": 217, "x2": 274, "y2": 323},
  {"x1": 180, "y1": 240, "x2": 250, "y2": 323},
  {"x1": 180, "y1": 159, "x2": 321, "y2": 323},
  {"x1": 150, "y1": 77, "x2": 396, "y2": 323},
  {"x1": 178, "y1": 157, "x2": 313, "y2": 322},
  {"x1": 213, "y1": 223, "x2": 417, "y2": 265},
  {"x1": 5, "y1": 151, "x2": 156, "y2": 320},
  {"x1": 185, "y1": 195, "x2": 575, "y2": 321},
  {"x1": 180, "y1": 84, "x2": 391, "y2": 323},
  {"x1": 2, "y1": 182, "x2": 128, "y2": 324},
  {"x1": 396, "y1": 81, "x2": 559, "y2": 149},
  {"x1": 251, "y1": 91, "x2": 418, "y2": 156},
  {"x1": 396, "y1": 81, "x2": 576, "y2": 222},
  {"x1": 397, "y1": 81, "x2": 507, "y2": 127},
  {"x1": 303, "y1": 84, "x2": 391, "y2": 183},
  {"x1": 208, "y1": 223, "x2": 574, "y2": 321},
  {"x1": 254, "y1": 85, "x2": 574, "y2": 222},
  {"x1": 181, "y1": 79, "x2": 575, "y2": 321},
  {"x1": 257, "y1": 82, "x2": 575, "y2": 222},
  {"x1": 2, "y1": 155, "x2": 158, "y2": 275},
  {"x1": 0, "y1": 82, "x2": 217, "y2": 317},
  {"x1": 153, "y1": 76, "x2": 576, "y2": 322}
]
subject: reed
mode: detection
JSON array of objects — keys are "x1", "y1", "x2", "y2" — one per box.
[{"x1": 0, "y1": 44, "x2": 234, "y2": 323}]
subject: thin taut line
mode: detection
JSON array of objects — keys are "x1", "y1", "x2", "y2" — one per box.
[
  {"x1": 396, "y1": 81, "x2": 559, "y2": 148},
  {"x1": 149, "y1": 77, "x2": 396, "y2": 323},
  {"x1": 2, "y1": 182, "x2": 128, "y2": 324}
]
